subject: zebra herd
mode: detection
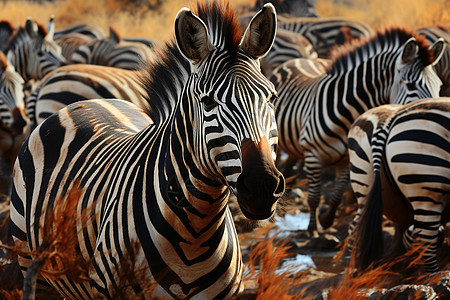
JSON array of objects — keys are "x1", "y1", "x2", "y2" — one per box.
[{"x1": 0, "y1": 0, "x2": 448, "y2": 298}]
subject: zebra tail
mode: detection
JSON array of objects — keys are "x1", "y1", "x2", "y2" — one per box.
[{"x1": 354, "y1": 169, "x2": 384, "y2": 270}]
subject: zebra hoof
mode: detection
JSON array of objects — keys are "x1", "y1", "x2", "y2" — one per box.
[{"x1": 318, "y1": 206, "x2": 335, "y2": 229}]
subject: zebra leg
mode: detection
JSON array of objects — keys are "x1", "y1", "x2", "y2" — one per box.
[
  {"x1": 305, "y1": 158, "x2": 322, "y2": 235},
  {"x1": 319, "y1": 166, "x2": 350, "y2": 229},
  {"x1": 402, "y1": 205, "x2": 443, "y2": 273}
]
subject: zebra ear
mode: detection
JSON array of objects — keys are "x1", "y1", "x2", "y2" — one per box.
[
  {"x1": 429, "y1": 38, "x2": 445, "y2": 66},
  {"x1": 401, "y1": 37, "x2": 418, "y2": 65},
  {"x1": 45, "y1": 15, "x2": 55, "y2": 42},
  {"x1": 175, "y1": 8, "x2": 212, "y2": 65},
  {"x1": 25, "y1": 17, "x2": 39, "y2": 39},
  {"x1": 109, "y1": 27, "x2": 121, "y2": 43},
  {"x1": 240, "y1": 3, "x2": 277, "y2": 60}
]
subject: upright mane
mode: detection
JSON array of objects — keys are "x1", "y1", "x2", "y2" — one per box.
[
  {"x1": 138, "y1": 1, "x2": 242, "y2": 125},
  {"x1": 327, "y1": 26, "x2": 433, "y2": 74}
]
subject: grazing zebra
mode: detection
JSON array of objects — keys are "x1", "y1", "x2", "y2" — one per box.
[
  {"x1": 348, "y1": 98, "x2": 450, "y2": 272},
  {"x1": 0, "y1": 51, "x2": 28, "y2": 195},
  {"x1": 270, "y1": 27, "x2": 445, "y2": 234},
  {"x1": 4, "y1": 17, "x2": 66, "y2": 83},
  {"x1": 417, "y1": 26, "x2": 450, "y2": 96},
  {"x1": 260, "y1": 28, "x2": 318, "y2": 76},
  {"x1": 277, "y1": 16, "x2": 373, "y2": 58},
  {"x1": 26, "y1": 63, "x2": 147, "y2": 127},
  {"x1": 10, "y1": 2, "x2": 284, "y2": 299},
  {"x1": 70, "y1": 27, "x2": 156, "y2": 70}
]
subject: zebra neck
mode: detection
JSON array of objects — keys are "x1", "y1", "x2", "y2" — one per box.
[
  {"x1": 9, "y1": 51, "x2": 30, "y2": 83},
  {"x1": 161, "y1": 125, "x2": 230, "y2": 233}
]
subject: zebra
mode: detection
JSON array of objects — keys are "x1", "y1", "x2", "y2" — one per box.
[
  {"x1": 260, "y1": 28, "x2": 318, "y2": 76},
  {"x1": 0, "y1": 51, "x2": 28, "y2": 195},
  {"x1": 26, "y1": 63, "x2": 147, "y2": 127},
  {"x1": 277, "y1": 16, "x2": 373, "y2": 58},
  {"x1": 270, "y1": 27, "x2": 445, "y2": 234},
  {"x1": 4, "y1": 17, "x2": 66, "y2": 83},
  {"x1": 70, "y1": 26, "x2": 156, "y2": 70},
  {"x1": 417, "y1": 26, "x2": 450, "y2": 96},
  {"x1": 10, "y1": 2, "x2": 285, "y2": 299},
  {"x1": 348, "y1": 98, "x2": 450, "y2": 273}
]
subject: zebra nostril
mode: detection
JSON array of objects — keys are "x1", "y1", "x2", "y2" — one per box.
[{"x1": 274, "y1": 173, "x2": 285, "y2": 198}]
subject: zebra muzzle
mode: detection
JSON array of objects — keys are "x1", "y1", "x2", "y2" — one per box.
[{"x1": 236, "y1": 137, "x2": 285, "y2": 220}]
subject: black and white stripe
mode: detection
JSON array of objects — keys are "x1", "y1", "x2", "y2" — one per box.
[
  {"x1": 277, "y1": 16, "x2": 373, "y2": 58},
  {"x1": 70, "y1": 27, "x2": 156, "y2": 70},
  {"x1": 4, "y1": 17, "x2": 66, "y2": 83},
  {"x1": 270, "y1": 27, "x2": 444, "y2": 234},
  {"x1": 349, "y1": 98, "x2": 450, "y2": 272},
  {"x1": 11, "y1": 2, "x2": 284, "y2": 298},
  {"x1": 26, "y1": 64, "x2": 147, "y2": 127}
]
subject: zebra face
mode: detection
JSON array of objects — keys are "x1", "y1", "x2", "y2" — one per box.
[
  {"x1": 0, "y1": 52, "x2": 27, "y2": 135},
  {"x1": 176, "y1": 3, "x2": 285, "y2": 220},
  {"x1": 24, "y1": 18, "x2": 66, "y2": 80},
  {"x1": 391, "y1": 37, "x2": 444, "y2": 104}
]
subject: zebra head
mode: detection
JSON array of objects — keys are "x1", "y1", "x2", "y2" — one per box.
[
  {"x1": 0, "y1": 51, "x2": 27, "y2": 136},
  {"x1": 175, "y1": 2, "x2": 285, "y2": 220},
  {"x1": 391, "y1": 36, "x2": 445, "y2": 103},
  {"x1": 7, "y1": 18, "x2": 65, "y2": 82}
]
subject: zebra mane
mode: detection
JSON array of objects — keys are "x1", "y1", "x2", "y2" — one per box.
[
  {"x1": 138, "y1": 1, "x2": 242, "y2": 124},
  {"x1": 327, "y1": 26, "x2": 433, "y2": 74}
]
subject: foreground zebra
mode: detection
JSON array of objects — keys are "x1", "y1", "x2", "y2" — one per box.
[
  {"x1": 349, "y1": 98, "x2": 449, "y2": 273},
  {"x1": 271, "y1": 27, "x2": 445, "y2": 234},
  {"x1": 277, "y1": 16, "x2": 373, "y2": 58},
  {"x1": 11, "y1": 2, "x2": 285, "y2": 298},
  {"x1": 26, "y1": 64, "x2": 147, "y2": 127}
]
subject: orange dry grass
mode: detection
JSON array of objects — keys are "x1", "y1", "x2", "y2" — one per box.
[
  {"x1": 316, "y1": 0, "x2": 449, "y2": 30},
  {"x1": 243, "y1": 227, "x2": 302, "y2": 300}
]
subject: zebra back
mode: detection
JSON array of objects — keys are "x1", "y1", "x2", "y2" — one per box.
[
  {"x1": 261, "y1": 28, "x2": 318, "y2": 75},
  {"x1": 70, "y1": 27, "x2": 156, "y2": 70},
  {"x1": 278, "y1": 16, "x2": 373, "y2": 57},
  {"x1": 56, "y1": 32, "x2": 93, "y2": 61},
  {"x1": 27, "y1": 64, "x2": 147, "y2": 127},
  {"x1": 54, "y1": 22, "x2": 106, "y2": 40},
  {"x1": 351, "y1": 98, "x2": 450, "y2": 272},
  {"x1": 252, "y1": 0, "x2": 318, "y2": 17}
]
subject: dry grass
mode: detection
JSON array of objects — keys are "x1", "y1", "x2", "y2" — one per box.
[{"x1": 0, "y1": 0, "x2": 447, "y2": 44}]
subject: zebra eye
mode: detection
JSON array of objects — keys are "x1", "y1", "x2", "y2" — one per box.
[
  {"x1": 268, "y1": 94, "x2": 278, "y2": 104},
  {"x1": 37, "y1": 51, "x2": 44, "y2": 56},
  {"x1": 201, "y1": 95, "x2": 217, "y2": 110},
  {"x1": 406, "y1": 82, "x2": 416, "y2": 91}
]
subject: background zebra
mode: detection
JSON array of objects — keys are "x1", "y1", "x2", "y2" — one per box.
[
  {"x1": 26, "y1": 64, "x2": 147, "y2": 127},
  {"x1": 270, "y1": 27, "x2": 445, "y2": 234},
  {"x1": 277, "y1": 16, "x2": 373, "y2": 58},
  {"x1": 348, "y1": 98, "x2": 449, "y2": 273},
  {"x1": 70, "y1": 27, "x2": 156, "y2": 70},
  {"x1": 10, "y1": 2, "x2": 284, "y2": 299},
  {"x1": 4, "y1": 17, "x2": 66, "y2": 83},
  {"x1": 417, "y1": 26, "x2": 450, "y2": 96},
  {"x1": 0, "y1": 51, "x2": 28, "y2": 195}
]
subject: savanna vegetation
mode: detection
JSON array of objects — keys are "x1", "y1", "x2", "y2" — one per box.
[{"x1": 0, "y1": 0, "x2": 448, "y2": 42}]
